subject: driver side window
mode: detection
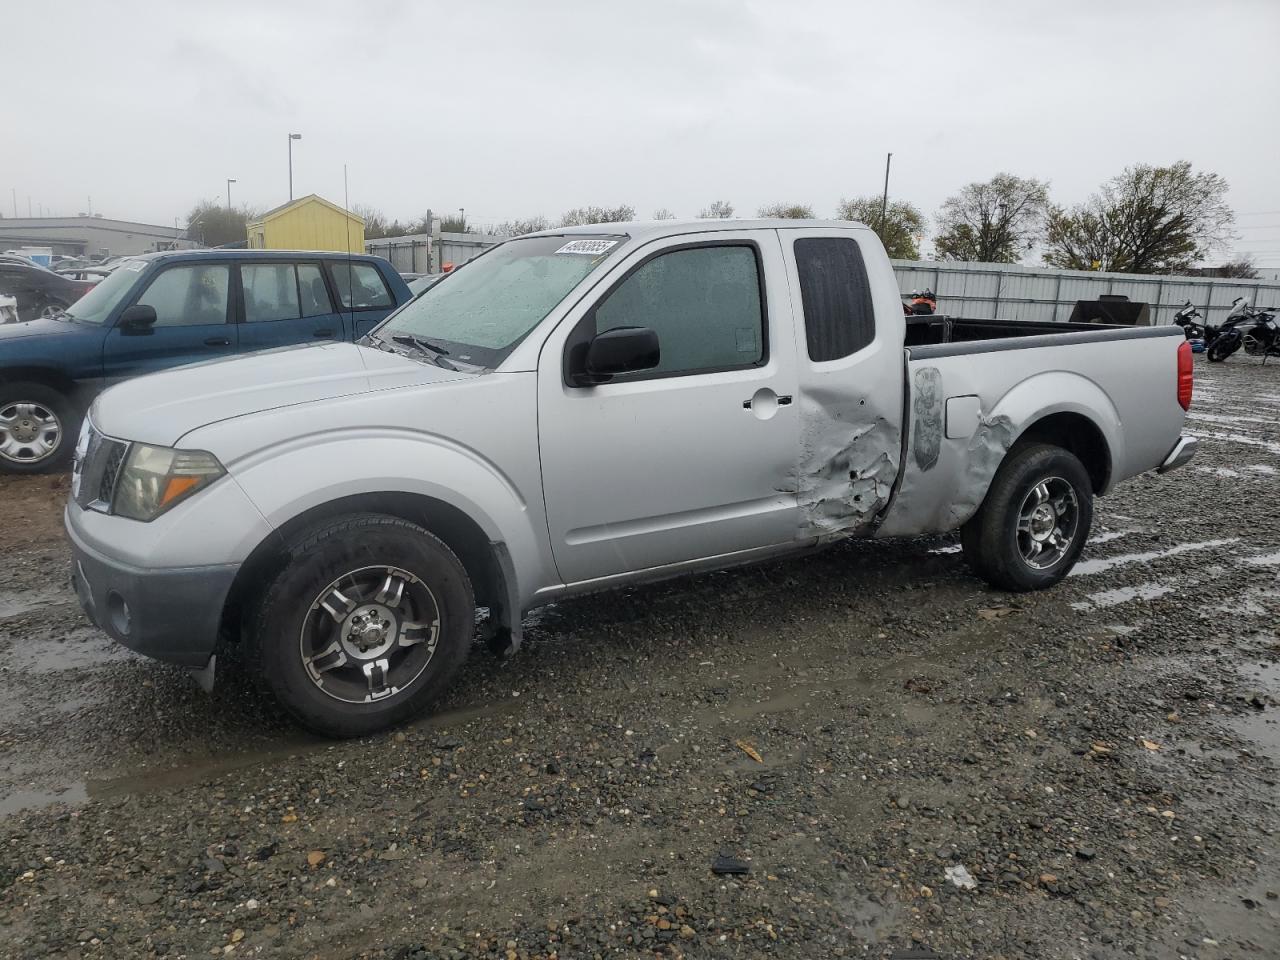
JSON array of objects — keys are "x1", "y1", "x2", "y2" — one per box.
[
  {"x1": 135, "y1": 265, "x2": 230, "y2": 327},
  {"x1": 592, "y1": 244, "x2": 765, "y2": 378}
]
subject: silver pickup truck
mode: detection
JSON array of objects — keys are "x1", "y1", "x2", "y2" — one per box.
[{"x1": 65, "y1": 220, "x2": 1197, "y2": 736}]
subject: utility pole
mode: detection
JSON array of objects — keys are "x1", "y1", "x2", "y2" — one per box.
[
  {"x1": 11, "y1": 188, "x2": 17, "y2": 217},
  {"x1": 226, "y1": 178, "x2": 237, "y2": 210},
  {"x1": 879, "y1": 152, "x2": 893, "y2": 231},
  {"x1": 288, "y1": 133, "x2": 302, "y2": 200}
]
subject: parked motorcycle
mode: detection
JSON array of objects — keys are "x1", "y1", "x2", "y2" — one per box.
[
  {"x1": 1206, "y1": 298, "x2": 1280, "y2": 363},
  {"x1": 1173, "y1": 300, "x2": 1211, "y2": 348}
]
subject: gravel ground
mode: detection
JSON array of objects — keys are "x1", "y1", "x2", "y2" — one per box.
[{"x1": 0, "y1": 355, "x2": 1278, "y2": 960}]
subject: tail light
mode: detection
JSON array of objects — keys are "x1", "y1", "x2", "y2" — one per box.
[{"x1": 1177, "y1": 340, "x2": 1193, "y2": 411}]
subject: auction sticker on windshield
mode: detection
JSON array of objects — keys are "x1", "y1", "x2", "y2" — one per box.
[{"x1": 555, "y1": 239, "x2": 619, "y2": 256}]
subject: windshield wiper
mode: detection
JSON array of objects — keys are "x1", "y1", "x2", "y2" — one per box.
[{"x1": 391, "y1": 334, "x2": 459, "y2": 370}]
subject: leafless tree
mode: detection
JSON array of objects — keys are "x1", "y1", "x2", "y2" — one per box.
[
  {"x1": 757, "y1": 202, "x2": 814, "y2": 219},
  {"x1": 559, "y1": 205, "x2": 636, "y2": 226},
  {"x1": 698, "y1": 200, "x2": 734, "y2": 218}
]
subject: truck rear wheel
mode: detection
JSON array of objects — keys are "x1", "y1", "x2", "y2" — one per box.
[
  {"x1": 250, "y1": 514, "x2": 474, "y2": 738},
  {"x1": 961, "y1": 443, "x2": 1093, "y2": 591}
]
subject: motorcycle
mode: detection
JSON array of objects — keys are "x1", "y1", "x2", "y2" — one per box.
[
  {"x1": 1206, "y1": 298, "x2": 1280, "y2": 363},
  {"x1": 1173, "y1": 300, "x2": 1211, "y2": 350}
]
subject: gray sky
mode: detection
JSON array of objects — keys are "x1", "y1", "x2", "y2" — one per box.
[{"x1": 4, "y1": 0, "x2": 1279, "y2": 263}]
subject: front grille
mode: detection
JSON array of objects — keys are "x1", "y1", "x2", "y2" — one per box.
[{"x1": 73, "y1": 423, "x2": 129, "y2": 512}]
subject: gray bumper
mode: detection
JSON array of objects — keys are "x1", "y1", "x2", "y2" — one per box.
[
  {"x1": 67, "y1": 525, "x2": 238, "y2": 668},
  {"x1": 1157, "y1": 435, "x2": 1198, "y2": 474}
]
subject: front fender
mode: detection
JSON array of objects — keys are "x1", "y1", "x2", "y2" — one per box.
[{"x1": 224, "y1": 429, "x2": 556, "y2": 608}]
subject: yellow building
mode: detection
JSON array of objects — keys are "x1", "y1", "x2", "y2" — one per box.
[{"x1": 245, "y1": 194, "x2": 364, "y2": 252}]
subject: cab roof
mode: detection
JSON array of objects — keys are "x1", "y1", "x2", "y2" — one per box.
[{"x1": 525, "y1": 218, "x2": 872, "y2": 241}]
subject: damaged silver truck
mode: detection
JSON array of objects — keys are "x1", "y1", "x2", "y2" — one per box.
[{"x1": 66, "y1": 220, "x2": 1198, "y2": 736}]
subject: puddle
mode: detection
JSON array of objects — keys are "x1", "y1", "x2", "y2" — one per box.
[
  {"x1": 1186, "y1": 430, "x2": 1280, "y2": 456},
  {"x1": 0, "y1": 588, "x2": 71, "y2": 621},
  {"x1": 1070, "y1": 538, "x2": 1238, "y2": 577},
  {"x1": 1244, "y1": 550, "x2": 1280, "y2": 567},
  {"x1": 8, "y1": 627, "x2": 138, "y2": 674},
  {"x1": 0, "y1": 782, "x2": 88, "y2": 816},
  {"x1": 1072, "y1": 582, "x2": 1177, "y2": 610},
  {"x1": 1088, "y1": 529, "x2": 1134, "y2": 545},
  {"x1": 928, "y1": 543, "x2": 962, "y2": 555}
]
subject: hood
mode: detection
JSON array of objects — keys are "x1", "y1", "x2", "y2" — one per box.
[
  {"x1": 92, "y1": 341, "x2": 472, "y2": 446},
  {"x1": 0, "y1": 316, "x2": 85, "y2": 342}
]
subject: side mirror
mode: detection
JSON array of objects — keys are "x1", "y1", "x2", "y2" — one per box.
[
  {"x1": 118, "y1": 304, "x2": 157, "y2": 334},
  {"x1": 575, "y1": 326, "x2": 660, "y2": 384}
]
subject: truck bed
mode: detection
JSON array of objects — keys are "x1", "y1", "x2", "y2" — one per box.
[
  {"x1": 903, "y1": 314, "x2": 1160, "y2": 348},
  {"x1": 876, "y1": 321, "x2": 1186, "y2": 538}
]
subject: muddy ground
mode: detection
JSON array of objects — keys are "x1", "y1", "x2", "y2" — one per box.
[{"x1": 1, "y1": 357, "x2": 1278, "y2": 960}]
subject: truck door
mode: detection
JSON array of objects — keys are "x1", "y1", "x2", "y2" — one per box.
[
  {"x1": 237, "y1": 261, "x2": 343, "y2": 352},
  {"x1": 538, "y1": 230, "x2": 800, "y2": 584},
  {"x1": 779, "y1": 228, "x2": 905, "y2": 537},
  {"x1": 101, "y1": 262, "x2": 238, "y2": 380}
]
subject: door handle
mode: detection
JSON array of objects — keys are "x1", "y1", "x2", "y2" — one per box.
[
  {"x1": 204, "y1": 337, "x2": 231, "y2": 347},
  {"x1": 313, "y1": 329, "x2": 336, "y2": 338},
  {"x1": 741, "y1": 394, "x2": 792, "y2": 409}
]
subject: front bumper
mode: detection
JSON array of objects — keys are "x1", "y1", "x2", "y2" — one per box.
[
  {"x1": 1157, "y1": 435, "x2": 1198, "y2": 474},
  {"x1": 67, "y1": 521, "x2": 239, "y2": 668}
]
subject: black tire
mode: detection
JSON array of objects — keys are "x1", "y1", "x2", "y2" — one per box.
[
  {"x1": 1207, "y1": 335, "x2": 1238, "y2": 363},
  {"x1": 0, "y1": 381, "x2": 79, "y2": 474},
  {"x1": 961, "y1": 443, "x2": 1094, "y2": 592},
  {"x1": 249, "y1": 513, "x2": 474, "y2": 738}
]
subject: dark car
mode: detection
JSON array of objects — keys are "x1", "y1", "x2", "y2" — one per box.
[
  {"x1": 0, "y1": 262, "x2": 96, "y2": 322},
  {"x1": 0, "y1": 249, "x2": 412, "y2": 472}
]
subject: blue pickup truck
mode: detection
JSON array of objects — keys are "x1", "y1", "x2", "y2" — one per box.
[{"x1": 0, "y1": 249, "x2": 411, "y2": 472}]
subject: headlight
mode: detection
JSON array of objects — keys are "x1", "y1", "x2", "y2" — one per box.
[{"x1": 113, "y1": 444, "x2": 226, "y2": 521}]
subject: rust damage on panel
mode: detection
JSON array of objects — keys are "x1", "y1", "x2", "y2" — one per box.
[
  {"x1": 912, "y1": 366, "x2": 943, "y2": 471},
  {"x1": 796, "y1": 386, "x2": 899, "y2": 537}
]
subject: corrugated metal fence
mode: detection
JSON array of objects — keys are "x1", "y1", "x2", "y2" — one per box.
[
  {"x1": 892, "y1": 260, "x2": 1280, "y2": 325},
  {"x1": 366, "y1": 232, "x2": 501, "y2": 275}
]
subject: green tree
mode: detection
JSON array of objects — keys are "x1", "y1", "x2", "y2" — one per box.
[
  {"x1": 1043, "y1": 162, "x2": 1234, "y2": 274},
  {"x1": 835, "y1": 196, "x2": 925, "y2": 260},
  {"x1": 758, "y1": 202, "x2": 814, "y2": 219},
  {"x1": 559, "y1": 205, "x2": 636, "y2": 226},
  {"x1": 439, "y1": 214, "x2": 468, "y2": 233},
  {"x1": 186, "y1": 200, "x2": 257, "y2": 247},
  {"x1": 933, "y1": 173, "x2": 1049, "y2": 263}
]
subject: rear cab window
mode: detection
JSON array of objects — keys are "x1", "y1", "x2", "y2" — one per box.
[
  {"x1": 794, "y1": 237, "x2": 876, "y2": 361},
  {"x1": 329, "y1": 261, "x2": 392, "y2": 310}
]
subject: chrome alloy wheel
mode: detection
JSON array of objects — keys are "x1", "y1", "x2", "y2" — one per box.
[
  {"x1": 299, "y1": 565, "x2": 442, "y2": 704},
  {"x1": 1016, "y1": 477, "x2": 1079, "y2": 570},
  {"x1": 0, "y1": 401, "x2": 62, "y2": 464}
]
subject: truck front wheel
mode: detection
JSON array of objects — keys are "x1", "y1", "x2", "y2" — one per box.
[
  {"x1": 961, "y1": 443, "x2": 1093, "y2": 591},
  {"x1": 250, "y1": 514, "x2": 474, "y2": 738}
]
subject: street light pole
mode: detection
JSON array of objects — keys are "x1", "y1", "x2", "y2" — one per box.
[
  {"x1": 288, "y1": 133, "x2": 302, "y2": 200},
  {"x1": 226, "y1": 178, "x2": 237, "y2": 210},
  {"x1": 879, "y1": 152, "x2": 893, "y2": 232}
]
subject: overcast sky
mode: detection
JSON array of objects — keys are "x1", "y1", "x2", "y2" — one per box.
[{"x1": 4, "y1": 0, "x2": 1279, "y2": 263}]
